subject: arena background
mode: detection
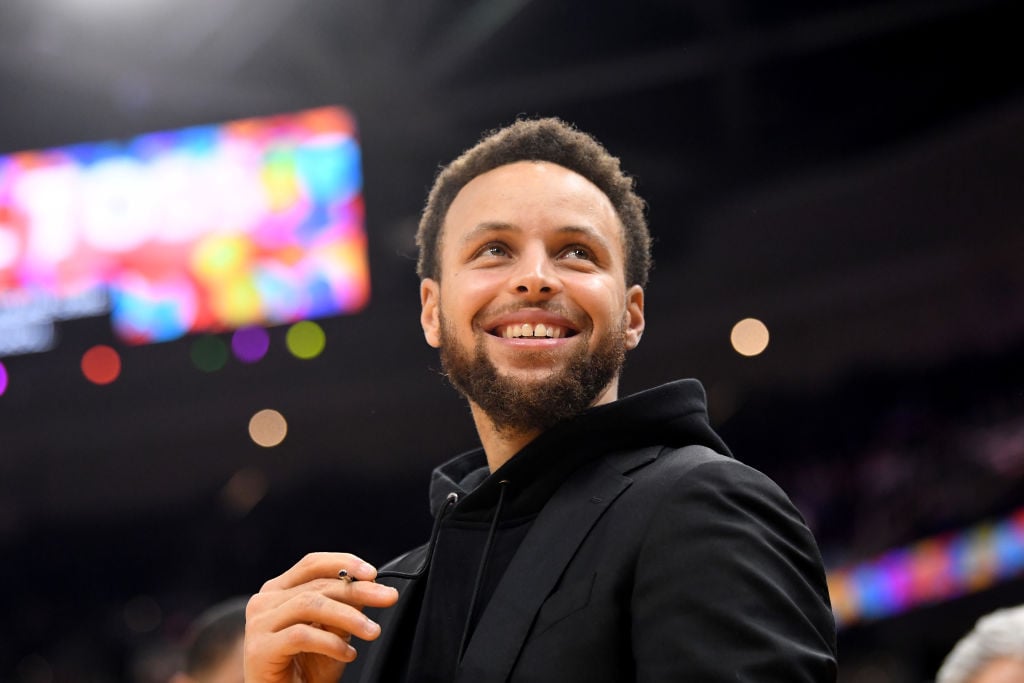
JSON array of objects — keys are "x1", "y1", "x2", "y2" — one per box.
[{"x1": 1, "y1": 1, "x2": 1023, "y2": 681}]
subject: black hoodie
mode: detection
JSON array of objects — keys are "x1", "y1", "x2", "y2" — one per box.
[{"x1": 385, "y1": 379, "x2": 733, "y2": 682}]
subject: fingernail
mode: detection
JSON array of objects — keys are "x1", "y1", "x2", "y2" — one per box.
[
  {"x1": 359, "y1": 562, "x2": 375, "y2": 576},
  {"x1": 364, "y1": 618, "x2": 381, "y2": 638}
]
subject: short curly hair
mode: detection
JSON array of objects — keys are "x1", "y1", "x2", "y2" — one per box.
[{"x1": 415, "y1": 117, "x2": 651, "y2": 288}]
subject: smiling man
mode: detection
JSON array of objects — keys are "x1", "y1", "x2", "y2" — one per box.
[
  {"x1": 243, "y1": 118, "x2": 838, "y2": 682},
  {"x1": 421, "y1": 159, "x2": 645, "y2": 471}
]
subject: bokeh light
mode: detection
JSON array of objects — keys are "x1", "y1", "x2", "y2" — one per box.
[
  {"x1": 221, "y1": 468, "x2": 269, "y2": 517},
  {"x1": 81, "y1": 345, "x2": 122, "y2": 385},
  {"x1": 730, "y1": 318, "x2": 770, "y2": 357},
  {"x1": 249, "y1": 409, "x2": 287, "y2": 447},
  {"x1": 190, "y1": 335, "x2": 228, "y2": 372},
  {"x1": 285, "y1": 320, "x2": 326, "y2": 359},
  {"x1": 0, "y1": 361, "x2": 8, "y2": 396},
  {"x1": 231, "y1": 326, "x2": 270, "y2": 363}
]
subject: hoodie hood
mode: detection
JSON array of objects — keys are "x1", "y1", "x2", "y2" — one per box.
[{"x1": 428, "y1": 378, "x2": 728, "y2": 517}]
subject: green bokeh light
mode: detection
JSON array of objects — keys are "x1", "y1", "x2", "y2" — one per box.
[{"x1": 191, "y1": 335, "x2": 229, "y2": 372}]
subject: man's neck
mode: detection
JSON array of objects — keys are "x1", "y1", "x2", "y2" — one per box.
[
  {"x1": 470, "y1": 408, "x2": 542, "y2": 472},
  {"x1": 469, "y1": 380, "x2": 621, "y2": 472}
]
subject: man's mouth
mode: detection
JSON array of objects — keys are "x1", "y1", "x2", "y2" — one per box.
[
  {"x1": 483, "y1": 309, "x2": 582, "y2": 341},
  {"x1": 495, "y1": 322, "x2": 574, "y2": 339}
]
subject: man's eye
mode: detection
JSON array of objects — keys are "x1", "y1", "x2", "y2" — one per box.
[
  {"x1": 478, "y1": 244, "x2": 508, "y2": 258},
  {"x1": 562, "y1": 246, "x2": 592, "y2": 260}
]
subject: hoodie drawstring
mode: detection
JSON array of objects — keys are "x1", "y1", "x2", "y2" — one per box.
[
  {"x1": 373, "y1": 480, "x2": 509, "y2": 669},
  {"x1": 376, "y1": 491, "x2": 458, "y2": 581},
  {"x1": 457, "y1": 479, "x2": 509, "y2": 665}
]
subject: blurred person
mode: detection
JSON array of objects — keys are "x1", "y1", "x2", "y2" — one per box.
[
  {"x1": 172, "y1": 597, "x2": 247, "y2": 683},
  {"x1": 937, "y1": 604, "x2": 1024, "y2": 683},
  {"x1": 244, "y1": 117, "x2": 838, "y2": 681}
]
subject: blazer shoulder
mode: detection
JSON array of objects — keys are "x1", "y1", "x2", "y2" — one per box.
[
  {"x1": 614, "y1": 443, "x2": 739, "y2": 483},
  {"x1": 657, "y1": 443, "x2": 733, "y2": 472},
  {"x1": 646, "y1": 444, "x2": 786, "y2": 495},
  {"x1": 620, "y1": 445, "x2": 808, "y2": 535}
]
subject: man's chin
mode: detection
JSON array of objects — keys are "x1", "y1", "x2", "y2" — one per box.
[{"x1": 492, "y1": 365, "x2": 565, "y2": 387}]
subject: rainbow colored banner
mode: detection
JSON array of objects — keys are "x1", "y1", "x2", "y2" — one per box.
[
  {"x1": 827, "y1": 506, "x2": 1024, "y2": 628},
  {"x1": 0, "y1": 106, "x2": 369, "y2": 354}
]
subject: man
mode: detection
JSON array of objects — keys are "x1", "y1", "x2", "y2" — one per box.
[
  {"x1": 243, "y1": 117, "x2": 838, "y2": 682},
  {"x1": 937, "y1": 605, "x2": 1024, "y2": 683}
]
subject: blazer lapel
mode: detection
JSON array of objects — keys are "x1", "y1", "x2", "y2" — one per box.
[
  {"x1": 456, "y1": 452, "x2": 645, "y2": 682},
  {"x1": 354, "y1": 547, "x2": 427, "y2": 681}
]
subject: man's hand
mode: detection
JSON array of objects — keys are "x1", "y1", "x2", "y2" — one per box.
[{"x1": 244, "y1": 552, "x2": 400, "y2": 683}]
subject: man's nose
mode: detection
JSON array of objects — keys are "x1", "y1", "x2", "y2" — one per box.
[{"x1": 510, "y1": 246, "x2": 562, "y2": 296}]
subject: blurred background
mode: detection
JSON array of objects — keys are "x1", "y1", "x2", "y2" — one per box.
[{"x1": 1, "y1": 0, "x2": 1023, "y2": 681}]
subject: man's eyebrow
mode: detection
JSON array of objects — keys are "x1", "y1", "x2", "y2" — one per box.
[
  {"x1": 556, "y1": 225, "x2": 611, "y2": 251},
  {"x1": 459, "y1": 222, "x2": 519, "y2": 246},
  {"x1": 460, "y1": 222, "x2": 611, "y2": 250}
]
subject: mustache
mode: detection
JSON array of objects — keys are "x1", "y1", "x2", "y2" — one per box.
[{"x1": 474, "y1": 302, "x2": 585, "y2": 329}]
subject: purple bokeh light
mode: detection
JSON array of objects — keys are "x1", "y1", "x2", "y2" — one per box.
[
  {"x1": 231, "y1": 326, "x2": 270, "y2": 364},
  {"x1": 0, "y1": 361, "x2": 7, "y2": 396}
]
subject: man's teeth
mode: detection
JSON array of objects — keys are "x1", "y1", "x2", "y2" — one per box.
[{"x1": 501, "y1": 323, "x2": 566, "y2": 339}]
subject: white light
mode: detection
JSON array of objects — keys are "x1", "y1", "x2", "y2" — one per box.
[
  {"x1": 730, "y1": 318, "x2": 770, "y2": 357},
  {"x1": 249, "y1": 408, "x2": 287, "y2": 447},
  {"x1": 16, "y1": 164, "x2": 79, "y2": 265},
  {"x1": 81, "y1": 156, "x2": 157, "y2": 252}
]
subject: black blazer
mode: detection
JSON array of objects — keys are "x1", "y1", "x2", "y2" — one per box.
[{"x1": 354, "y1": 445, "x2": 838, "y2": 682}]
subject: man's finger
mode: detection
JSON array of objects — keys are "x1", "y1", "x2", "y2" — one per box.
[
  {"x1": 260, "y1": 552, "x2": 378, "y2": 592},
  {"x1": 248, "y1": 622, "x2": 358, "y2": 666},
  {"x1": 250, "y1": 586, "x2": 393, "y2": 641}
]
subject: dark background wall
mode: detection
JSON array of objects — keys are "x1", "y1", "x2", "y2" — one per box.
[{"x1": 1, "y1": 1, "x2": 1023, "y2": 681}]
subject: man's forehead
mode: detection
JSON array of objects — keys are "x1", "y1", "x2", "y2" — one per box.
[
  {"x1": 457, "y1": 160, "x2": 606, "y2": 198},
  {"x1": 443, "y1": 162, "x2": 620, "y2": 234}
]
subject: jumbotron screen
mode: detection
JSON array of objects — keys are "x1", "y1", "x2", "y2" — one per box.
[{"x1": 0, "y1": 106, "x2": 369, "y2": 356}]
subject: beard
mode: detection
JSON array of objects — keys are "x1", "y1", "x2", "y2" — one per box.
[{"x1": 438, "y1": 312, "x2": 627, "y2": 434}]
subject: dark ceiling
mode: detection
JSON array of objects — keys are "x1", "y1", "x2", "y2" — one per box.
[{"x1": 0, "y1": 0, "x2": 1022, "y2": 538}]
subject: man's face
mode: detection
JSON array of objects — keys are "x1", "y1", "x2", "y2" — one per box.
[{"x1": 420, "y1": 161, "x2": 645, "y2": 432}]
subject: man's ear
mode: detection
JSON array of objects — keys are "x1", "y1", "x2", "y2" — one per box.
[
  {"x1": 420, "y1": 278, "x2": 442, "y2": 348},
  {"x1": 623, "y1": 285, "x2": 645, "y2": 350}
]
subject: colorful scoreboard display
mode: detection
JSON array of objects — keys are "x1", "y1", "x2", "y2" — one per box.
[{"x1": 0, "y1": 106, "x2": 369, "y2": 356}]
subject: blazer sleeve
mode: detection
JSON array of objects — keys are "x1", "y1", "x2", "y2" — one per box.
[{"x1": 631, "y1": 457, "x2": 838, "y2": 682}]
